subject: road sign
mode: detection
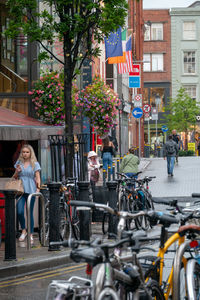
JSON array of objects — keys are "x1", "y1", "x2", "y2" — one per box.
[
  {"x1": 134, "y1": 94, "x2": 142, "y2": 102},
  {"x1": 161, "y1": 125, "x2": 168, "y2": 132},
  {"x1": 132, "y1": 107, "x2": 143, "y2": 119},
  {"x1": 144, "y1": 112, "x2": 150, "y2": 118},
  {"x1": 129, "y1": 64, "x2": 140, "y2": 76},
  {"x1": 129, "y1": 76, "x2": 141, "y2": 88},
  {"x1": 143, "y1": 104, "x2": 151, "y2": 113},
  {"x1": 134, "y1": 101, "x2": 142, "y2": 107}
]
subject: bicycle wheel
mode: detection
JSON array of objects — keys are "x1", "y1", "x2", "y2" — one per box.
[
  {"x1": 145, "y1": 279, "x2": 165, "y2": 300},
  {"x1": 102, "y1": 212, "x2": 109, "y2": 235},
  {"x1": 59, "y1": 206, "x2": 70, "y2": 240},
  {"x1": 186, "y1": 259, "x2": 200, "y2": 300},
  {"x1": 71, "y1": 213, "x2": 80, "y2": 240}
]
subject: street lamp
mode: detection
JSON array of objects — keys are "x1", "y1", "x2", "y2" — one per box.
[{"x1": 118, "y1": 95, "x2": 125, "y2": 158}]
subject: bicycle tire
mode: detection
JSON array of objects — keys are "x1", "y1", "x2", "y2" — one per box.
[
  {"x1": 146, "y1": 279, "x2": 165, "y2": 300},
  {"x1": 102, "y1": 212, "x2": 109, "y2": 235},
  {"x1": 59, "y1": 206, "x2": 71, "y2": 240},
  {"x1": 173, "y1": 241, "x2": 189, "y2": 300},
  {"x1": 120, "y1": 194, "x2": 132, "y2": 230},
  {"x1": 40, "y1": 201, "x2": 49, "y2": 243},
  {"x1": 186, "y1": 258, "x2": 200, "y2": 300}
]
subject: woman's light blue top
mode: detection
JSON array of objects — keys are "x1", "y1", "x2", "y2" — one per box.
[{"x1": 14, "y1": 161, "x2": 41, "y2": 194}]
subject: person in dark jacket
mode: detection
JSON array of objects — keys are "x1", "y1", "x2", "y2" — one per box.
[
  {"x1": 164, "y1": 135, "x2": 179, "y2": 177},
  {"x1": 172, "y1": 129, "x2": 180, "y2": 163}
]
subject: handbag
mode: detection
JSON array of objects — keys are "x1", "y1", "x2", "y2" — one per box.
[
  {"x1": 90, "y1": 168, "x2": 100, "y2": 183},
  {"x1": 5, "y1": 177, "x2": 24, "y2": 194}
]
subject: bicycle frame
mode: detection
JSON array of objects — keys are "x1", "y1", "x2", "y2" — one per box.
[{"x1": 147, "y1": 230, "x2": 185, "y2": 299}]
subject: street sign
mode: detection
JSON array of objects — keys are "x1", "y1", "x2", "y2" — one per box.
[
  {"x1": 129, "y1": 64, "x2": 140, "y2": 76},
  {"x1": 129, "y1": 76, "x2": 141, "y2": 88},
  {"x1": 132, "y1": 107, "x2": 143, "y2": 119},
  {"x1": 134, "y1": 94, "x2": 142, "y2": 102},
  {"x1": 161, "y1": 125, "x2": 168, "y2": 132},
  {"x1": 134, "y1": 101, "x2": 142, "y2": 107},
  {"x1": 151, "y1": 114, "x2": 158, "y2": 121},
  {"x1": 144, "y1": 112, "x2": 150, "y2": 118},
  {"x1": 142, "y1": 104, "x2": 151, "y2": 113}
]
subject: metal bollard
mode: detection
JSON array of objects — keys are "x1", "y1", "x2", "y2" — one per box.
[
  {"x1": 108, "y1": 166, "x2": 111, "y2": 181},
  {"x1": 4, "y1": 190, "x2": 16, "y2": 261},
  {"x1": 106, "y1": 181, "x2": 118, "y2": 236},
  {"x1": 103, "y1": 169, "x2": 107, "y2": 187},
  {"x1": 48, "y1": 182, "x2": 61, "y2": 251},
  {"x1": 112, "y1": 163, "x2": 115, "y2": 181},
  {"x1": 77, "y1": 182, "x2": 91, "y2": 241}
]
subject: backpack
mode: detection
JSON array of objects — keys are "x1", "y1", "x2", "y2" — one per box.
[{"x1": 167, "y1": 144, "x2": 175, "y2": 154}]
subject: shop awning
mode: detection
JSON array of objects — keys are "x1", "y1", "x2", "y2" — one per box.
[{"x1": 0, "y1": 107, "x2": 64, "y2": 140}]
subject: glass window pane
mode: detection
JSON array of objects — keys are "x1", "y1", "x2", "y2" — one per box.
[
  {"x1": 143, "y1": 54, "x2": 151, "y2": 71},
  {"x1": 183, "y1": 21, "x2": 196, "y2": 40}
]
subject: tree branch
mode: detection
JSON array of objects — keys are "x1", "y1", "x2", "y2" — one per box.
[{"x1": 37, "y1": 40, "x2": 64, "y2": 65}]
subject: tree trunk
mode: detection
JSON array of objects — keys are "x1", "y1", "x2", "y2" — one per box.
[{"x1": 185, "y1": 130, "x2": 188, "y2": 150}]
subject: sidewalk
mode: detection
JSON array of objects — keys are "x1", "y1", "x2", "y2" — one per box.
[{"x1": 0, "y1": 158, "x2": 151, "y2": 280}]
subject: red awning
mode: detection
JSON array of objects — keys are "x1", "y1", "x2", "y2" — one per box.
[
  {"x1": 0, "y1": 106, "x2": 49, "y2": 126},
  {"x1": 0, "y1": 107, "x2": 64, "y2": 140}
]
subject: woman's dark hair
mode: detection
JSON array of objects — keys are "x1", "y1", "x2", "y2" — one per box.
[
  {"x1": 102, "y1": 136, "x2": 110, "y2": 147},
  {"x1": 129, "y1": 147, "x2": 135, "y2": 154}
]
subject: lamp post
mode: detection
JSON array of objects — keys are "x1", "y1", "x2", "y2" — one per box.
[
  {"x1": 118, "y1": 95, "x2": 125, "y2": 158},
  {"x1": 155, "y1": 94, "x2": 161, "y2": 146}
]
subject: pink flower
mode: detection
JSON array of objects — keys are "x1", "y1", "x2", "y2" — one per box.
[{"x1": 49, "y1": 94, "x2": 52, "y2": 98}]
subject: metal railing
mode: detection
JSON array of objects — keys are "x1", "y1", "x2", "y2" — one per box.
[{"x1": 26, "y1": 192, "x2": 46, "y2": 250}]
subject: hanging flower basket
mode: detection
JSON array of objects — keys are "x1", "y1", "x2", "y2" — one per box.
[{"x1": 73, "y1": 76, "x2": 121, "y2": 136}]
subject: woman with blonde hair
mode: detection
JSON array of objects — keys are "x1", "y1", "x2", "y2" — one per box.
[{"x1": 13, "y1": 144, "x2": 41, "y2": 244}]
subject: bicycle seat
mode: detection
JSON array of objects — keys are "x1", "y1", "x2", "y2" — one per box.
[
  {"x1": 178, "y1": 224, "x2": 200, "y2": 237},
  {"x1": 70, "y1": 247, "x2": 103, "y2": 267}
]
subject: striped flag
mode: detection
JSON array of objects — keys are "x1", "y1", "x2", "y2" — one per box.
[{"x1": 118, "y1": 36, "x2": 133, "y2": 74}]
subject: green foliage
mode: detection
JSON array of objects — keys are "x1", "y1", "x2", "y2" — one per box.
[
  {"x1": 29, "y1": 72, "x2": 64, "y2": 125},
  {"x1": 166, "y1": 86, "x2": 199, "y2": 133},
  {"x1": 179, "y1": 150, "x2": 195, "y2": 156}
]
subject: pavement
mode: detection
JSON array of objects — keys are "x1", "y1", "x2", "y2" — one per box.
[{"x1": 0, "y1": 156, "x2": 199, "y2": 281}]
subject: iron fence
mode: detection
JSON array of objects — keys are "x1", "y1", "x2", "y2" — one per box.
[{"x1": 48, "y1": 134, "x2": 89, "y2": 182}]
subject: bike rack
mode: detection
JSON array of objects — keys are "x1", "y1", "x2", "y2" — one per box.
[{"x1": 26, "y1": 192, "x2": 46, "y2": 250}]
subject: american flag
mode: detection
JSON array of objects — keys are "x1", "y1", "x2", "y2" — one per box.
[{"x1": 118, "y1": 36, "x2": 133, "y2": 74}]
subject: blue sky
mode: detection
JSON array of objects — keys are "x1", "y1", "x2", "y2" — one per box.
[{"x1": 143, "y1": 0, "x2": 196, "y2": 9}]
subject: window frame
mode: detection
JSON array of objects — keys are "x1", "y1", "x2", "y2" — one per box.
[
  {"x1": 143, "y1": 53, "x2": 164, "y2": 72},
  {"x1": 183, "y1": 21, "x2": 196, "y2": 40},
  {"x1": 144, "y1": 23, "x2": 163, "y2": 41},
  {"x1": 183, "y1": 51, "x2": 196, "y2": 75}
]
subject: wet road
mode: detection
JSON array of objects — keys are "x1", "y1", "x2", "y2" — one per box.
[{"x1": 0, "y1": 262, "x2": 88, "y2": 300}]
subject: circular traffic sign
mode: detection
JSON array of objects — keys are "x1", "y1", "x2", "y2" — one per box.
[
  {"x1": 134, "y1": 95, "x2": 142, "y2": 102},
  {"x1": 143, "y1": 104, "x2": 151, "y2": 113},
  {"x1": 132, "y1": 107, "x2": 143, "y2": 119},
  {"x1": 144, "y1": 112, "x2": 150, "y2": 118},
  {"x1": 161, "y1": 125, "x2": 168, "y2": 132}
]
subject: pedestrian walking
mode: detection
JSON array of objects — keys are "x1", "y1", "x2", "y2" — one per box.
[
  {"x1": 100, "y1": 136, "x2": 115, "y2": 175},
  {"x1": 13, "y1": 144, "x2": 41, "y2": 244},
  {"x1": 163, "y1": 135, "x2": 179, "y2": 177},
  {"x1": 88, "y1": 151, "x2": 100, "y2": 201},
  {"x1": 119, "y1": 147, "x2": 140, "y2": 182},
  {"x1": 88, "y1": 151, "x2": 100, "y2": 186},
  {"x1": 172, "y1": 129, "x2": 180, "y2": 163}
]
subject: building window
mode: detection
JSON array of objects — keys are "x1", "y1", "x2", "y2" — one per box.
[
  {"x1": 183, "y1": 21, "x2": 196, "y2": 40},
  {"x1": 183, "y1": 85, "x2": 196, "y2": 100},
  {"x1": 144, "y1": 23, "x2": 163, "y2": 41},
  {"x1": 144, "y1": 53, "x2": 163, "y2": 72},
  {"x1": 143, "y1": 87, "x2": 165, "y2": 113},
  {"x1": 183, "y1": 51, "x2": 196, "y2": 74}
]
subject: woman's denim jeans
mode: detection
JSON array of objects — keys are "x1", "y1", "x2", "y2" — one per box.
[
  {"x1": 167, "y1": 156, "x2": 175, "y2": 175},
  {"x1": 103, "y1": 152, "x2": 113, "y2": 174},
  {"x1": 17, "y1": 193, "x2": 35, "y2": 233}
]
